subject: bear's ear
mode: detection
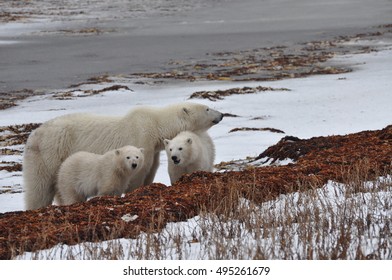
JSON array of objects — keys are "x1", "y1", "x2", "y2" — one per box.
[
  {"x1": 187, "y1": 138, "x2": 192, "y2": 144},
  {"x1": 139, "y1": 148, "x2": 145, "y2": 154},
  {"x1": 163, "y1": 139, "x2": 170, "y2": 146},
  {"x1": 183, "y1": 107, "x2": 190, "y2": 115},
  {"x1": 115, "y1": 150, "x2": 120, "y2": 156}
]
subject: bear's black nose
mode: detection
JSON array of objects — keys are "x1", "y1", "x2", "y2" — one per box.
[
  {"x1": 213, "y1": 113, "x2": 224, "y2": 124},
  {"x1": 171, "y1": 156, "x2": 180, "y2": 164},
  {"x1": 132, "y1": 163, "x2": 137, "y2": 169}
]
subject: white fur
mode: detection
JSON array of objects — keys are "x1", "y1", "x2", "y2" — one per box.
[
  {"x1": 164, "y1": 131, "x2": 215, "y2": 184},
  {"x1": 56, "y1": 146, "x2": 144, "y2": 205},
  {"x1": 23, "y1": 102, "x2": 223, "y2": 210}
]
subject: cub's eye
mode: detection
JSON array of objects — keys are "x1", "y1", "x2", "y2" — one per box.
[
  {"x1": 126, "y1": 156, "x2": 130, "y2": 159},
  {"x1": 179, "y1": 147, "x2": 183, "y2": 151},
  {"x1": 169, "y1": 148, "x2": 172, "y2": 151},
  {"x1": 206, "y1": 108, "x2": 209, "y2": 111}
]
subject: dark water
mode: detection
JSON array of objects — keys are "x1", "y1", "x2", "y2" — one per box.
[{"x1": 0, "y1": 0, "x2": 391, "y2": 92}]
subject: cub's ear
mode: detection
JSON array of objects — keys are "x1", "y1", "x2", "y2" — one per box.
[
  {"x1": 139, "y1": 148, "x2": 145, "y2": 154},
  {"x1": 183, "y1": 107, "x2": 190, "y2": 115},
  {"x1": 163, "y1": 139, "x2": 170, "y2": 146},
  {"x1": 187, "y1": 138, "x2": 192, "y2": 144},
  {"x1": 115, "y1": 150, "x2": 120, "y2": 156}
]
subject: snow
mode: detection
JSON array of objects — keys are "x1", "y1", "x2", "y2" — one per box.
[
  {"x1": 1, "y1": 40, "x2": 392, "y2": 211},
  {"x1": 16, "y1": 177, "x2": 392, "y2": 260},
  {"x1": 0, "y1": 38, "x2": 392, "y2": 260}
]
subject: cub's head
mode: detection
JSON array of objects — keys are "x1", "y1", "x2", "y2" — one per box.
[
  {"x1": 164, "y1": 135, "x2": 194, "y2": 166},
  {"x1": 180, "y1": 102, "x2": 223, "y2": 131},
  {"x1": 115, "y1": 146, "x2": 145, "y2": 173}
]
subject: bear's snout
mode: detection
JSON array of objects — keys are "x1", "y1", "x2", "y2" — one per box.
[
  {"x1": 213, "y1": 113, "x2": 224, "y2": 124},
  {"x1": 171, "y1": 156, "x2": 181, "y2": 165},
  {"x1": 132, "y1": 163, "x2": 138, "y2": 169}
]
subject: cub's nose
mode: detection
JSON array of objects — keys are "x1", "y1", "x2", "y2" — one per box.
[
  {"x1": 132, "y1": 163, "x2": 138, "y2": 169},
  {"x1": 171, "y1": 156, "x2": 180, "y2": 164}
]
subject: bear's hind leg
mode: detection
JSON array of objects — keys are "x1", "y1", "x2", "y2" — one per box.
[{"x1": 23, "y1": 147, "x2": 57, "y2": 210}]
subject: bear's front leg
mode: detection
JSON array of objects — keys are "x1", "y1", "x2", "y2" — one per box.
[{"x1": 144, "y1": 151, "x2": 160, "y2": 185}]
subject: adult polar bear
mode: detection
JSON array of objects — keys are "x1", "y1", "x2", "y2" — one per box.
[{"x1": 23, "y1": 102, "x2": 223, "y2": 210}]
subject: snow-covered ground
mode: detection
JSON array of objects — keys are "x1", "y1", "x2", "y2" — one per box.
[
  {"x1": 1, "y1": 39, "x2": 392, "y2": 213},
  {"x1": 0, "y1": 38, "x2": 392, "y2": 262}
]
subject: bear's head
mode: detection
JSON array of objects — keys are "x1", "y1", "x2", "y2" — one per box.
[
  {"x1": 163, "y1": 136, "x2": 194, "y2": 166},
  {"x1": 115, "y1": 146, "x2": 145, "y2": 173},
  {"x1": 181, "y1": 103, "x2": 223, "y2": 131}
]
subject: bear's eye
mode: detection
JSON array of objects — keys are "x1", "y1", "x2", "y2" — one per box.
[
  {"x1": 126, "y1": 156, "x2": 130, "y2": 159},
  {"x1": 206, "y1": 108, "x2": 209, "y2": 111},
  {"x1": 136, "y1": 156, "x2": 139, "y2": 159},
  {"x1": 170, "y1": 148, "x2": 172, "y2": 151},
  {"x1": 179, "y1": 147, "x2": 183, "y2": 151}
]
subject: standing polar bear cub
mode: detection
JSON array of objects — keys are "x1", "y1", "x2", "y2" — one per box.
[
  {"x1": 23, "y1": 102, "x2": 223, "y2": 210},
  {"x1": 164, "y1": 131, "x2": 215, "y2": 184},
  {"x1": 56, "y1": 146, "x2": 144, "y2": 205}
]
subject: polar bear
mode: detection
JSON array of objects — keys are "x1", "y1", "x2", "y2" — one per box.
[
  {"x1": 56, "y1": 146, "x2": 144, "y2": 205},
  {"x1": 164, "y1": 131, "x2": 215, "y2": 184},
  {"x1": 23, "y1": 102, "x2": 223, "y2": 210}
]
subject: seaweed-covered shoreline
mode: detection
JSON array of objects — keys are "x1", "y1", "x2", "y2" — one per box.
[{"x1": 1, "y1": 125, "x2": 391, "y2": 259}]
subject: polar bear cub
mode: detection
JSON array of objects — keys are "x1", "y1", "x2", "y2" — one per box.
[
  {"x1": 164, "y1": 131, "x2": 215, "y2": 184},
  {"x1": 56, "y1": 145, "x2": 144, "y2": 205}
]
